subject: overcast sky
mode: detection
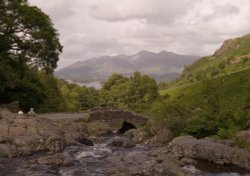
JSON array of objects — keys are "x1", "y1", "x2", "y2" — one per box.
[{"x1": 29, "y1": 0, "x2": 250, "y2": 69}]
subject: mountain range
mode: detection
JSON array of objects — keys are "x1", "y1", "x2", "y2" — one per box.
[{"x1": 55, "y1": 51, "x2": 199, "y2": 82}]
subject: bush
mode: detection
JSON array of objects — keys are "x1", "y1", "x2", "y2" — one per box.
[{"x1": 149, "y1": 100, "x2": 190, "y2": 136}]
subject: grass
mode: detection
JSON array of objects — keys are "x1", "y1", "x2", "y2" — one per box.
[{"x1": 160, "y1": 68, "x2": 250, "y2": 112}]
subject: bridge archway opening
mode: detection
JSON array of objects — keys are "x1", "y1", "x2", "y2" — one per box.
[{"x1": 117, "y1": 121, "x2": 137, "y2": 134}]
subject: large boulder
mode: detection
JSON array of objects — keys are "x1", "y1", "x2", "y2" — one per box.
[
  {"x1": 107, "y1": 147, "x2": 191, "y2": 176},
  {"x1": 0, "y1": 108, "x2": 89, "y2": 157},
  {"x1": 167, "y1": 136, "x2": 250, "y2": 170}
]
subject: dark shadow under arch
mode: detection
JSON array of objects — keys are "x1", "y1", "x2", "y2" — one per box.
[{"x1": 117, "y1": 121, "x2": 137, "y2": 134}]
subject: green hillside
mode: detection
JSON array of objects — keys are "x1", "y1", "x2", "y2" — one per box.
[
  {"x1": 161, "y1": 68, "x2": 250, "y2": 113},
  {"x1": 151, "y1": 34, "x2": 250, "y2": 139},
  {"x1": 174, "y1": 34, "x2": 250, "y2": 86}
]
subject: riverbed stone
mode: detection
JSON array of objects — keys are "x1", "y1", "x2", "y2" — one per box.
[
  {"x1": 0, "y1": 144, "x2": 18, "y2": 157},
  {"x1": 167, "y1": 135, "x2": 250, "y2": 170},
  {"x1": 107, "y1": 136, "x2": 135, "y2": 148},
  {"x1": 36, "y1": 153, "x2": 73, "y2": 166},
  {"x1": 107, "y1": 147, "x2": 191, "y2": 176}
]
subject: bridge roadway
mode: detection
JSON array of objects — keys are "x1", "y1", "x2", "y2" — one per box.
[{"x1": 37, "y1": 112, "x2": 89, "y2": 120}]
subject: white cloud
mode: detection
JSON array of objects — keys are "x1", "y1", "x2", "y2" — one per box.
[{"x1": 28, "y1": 0, "x2": 250, "y2": 69}]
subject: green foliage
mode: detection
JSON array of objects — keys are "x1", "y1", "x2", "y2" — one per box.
[
  {"x1": 100, "y1": 74, "x2": 130, "y2": 107},
  {"x1": 217, "y1": 124, "x2": 239, "y2": 140},
  {"x1": 0, "y1": 0, "x2": 64, "y2": 111},
  {"x1": 154, "y1": 68, "x2": 250, "y2": 138},
  {"x1": 37, "y1": 74, "x2": 65, "y2": 112},
  {"x1": 0, "y1": 57, "x2": 45, "y2": 111},
  {"x1": 57, "y1": 80, "x2": 100, "y2": 112},
  {"x1": 99, "y1": 72, "x2": 159, "y2": 112},
  {"x1": 149, "y1": 100, "x2": 190, "y2": 136},
  {"x1": 0, "y1": 0, "x2": 62, "y2": 72}
]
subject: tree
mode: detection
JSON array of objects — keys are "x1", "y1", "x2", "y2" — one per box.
[
  {"x1": 0, "y1": 0, "x2": 62, "y2": 73},
  {"x1": 99, "y1": 72, "x2": 159, "y2": 111},
  {"x1": 100, "y1": 74, "x2": 129, "y2": 107},
  {"x1": 128, "y1": 72, "x2": 159, "y2": 109},
  {"x1": 0, "y1": 0, "x2": 63, "y2": 111}
]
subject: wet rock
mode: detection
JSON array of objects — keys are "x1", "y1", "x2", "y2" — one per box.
[
  {"x1": 0, "y1": 144, "x2": 18, "y2": 157},
  {"x1": 36, "y1": 153, "x2": 73, "y2": 166},
  {"x1": 167, "y1": 135, "x2": 250, "y2": 170},
  {"x1": 75, "y1": 137, "x2": 93, "y2": 146},
  {"x1": 124, "y1": 129, "x2": 137, "y2": 138},
  {"x1": 125, "y1": 129, "x2": 150, "y2": 144},
  {"x1": 107, "y1": 137, "x2": 135, "y2": 148},
  {"x1": 107, "y1": 148, "x2": 191, "y2": 176},
  {"x1": 64, "y1": 123, "x2": 88, "y2": 145},
  {"x1": 46, "y1": 135, "x2": 66, "y2": 153}
]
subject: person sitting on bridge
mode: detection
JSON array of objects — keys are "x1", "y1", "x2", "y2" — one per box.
[
  {"x1": 17, "y1": 110, "x2": 25, "y2": 118},
  {"x1": 28, "y1": 108, "x2": 36, "y2": 117}
]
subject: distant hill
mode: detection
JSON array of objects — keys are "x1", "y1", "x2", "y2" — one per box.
[
  {"x1": 55, "y1": 51, "x2": 199, "y2": 82},
  {"x1": 175, "y1": 34, "x2": 250, "y2": 86}
]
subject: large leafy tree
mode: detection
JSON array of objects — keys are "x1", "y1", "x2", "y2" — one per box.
[
  {"x1": 0, "y1": 0, "x2": 63, "y2": 111},
  {"x1": 0, "y1": 0, "x2": 62, "y2": 72}
]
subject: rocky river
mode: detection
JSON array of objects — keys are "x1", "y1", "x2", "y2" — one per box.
[
  {"x1": 1, "y1": 107, "x2": 250, "y2": 176},
  {"x1": 0, "y1": 133, "x2": 250, "y2": 176}
]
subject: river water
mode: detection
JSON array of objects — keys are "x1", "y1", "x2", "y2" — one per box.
[
  {"x1": 76, "y1": 81, "x2": 102, "y2": 89},
  {"x1": 0, "y1": 134, "x2": 249, "y2": 176}
]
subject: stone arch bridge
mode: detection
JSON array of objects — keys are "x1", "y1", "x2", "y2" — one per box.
[{"x1": 88, "y1": 108, "x2": 148, "y2": 131}]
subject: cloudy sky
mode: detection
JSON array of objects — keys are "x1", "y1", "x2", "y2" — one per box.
[{"x1": 29, "y1": 0, "x2": 250, "y2": 69}]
